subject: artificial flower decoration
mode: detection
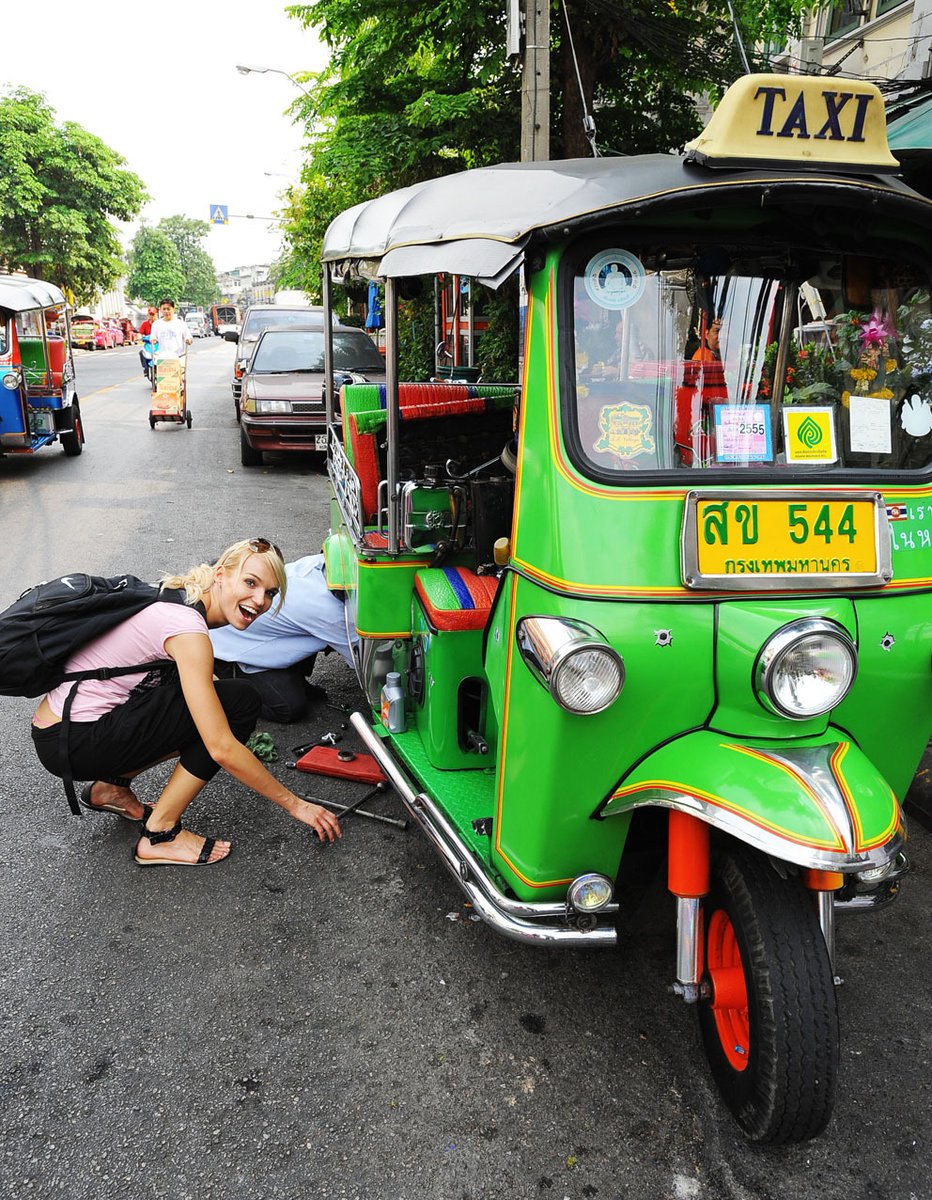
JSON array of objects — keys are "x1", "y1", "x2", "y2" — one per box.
[{"x1": 859, "y1": 311, "x2": 894, "y2": 348}]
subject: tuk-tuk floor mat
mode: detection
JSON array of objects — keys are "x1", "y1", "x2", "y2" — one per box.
[{"x1": 380, "y1": 725, "x2": 499, "y2": 866}]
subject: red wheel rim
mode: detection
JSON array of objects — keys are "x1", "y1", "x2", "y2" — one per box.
[{"x1": 706, "y1": 908, "x2": 750, "y2": 1072}]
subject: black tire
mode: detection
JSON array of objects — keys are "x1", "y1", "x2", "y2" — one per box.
[
  {"x1": 149, "y1": 416, "x2": 156, "y2": 429},
  {"x1": 234, "y1": 397, "x2": 241, "y2": 423},
  {"x1": 60, "y1": 402, "x2": 84, "y2": 456},
  {"x1": 696, "y1": 843, "x2": 838, "y2": 1145},
  {"x1": 240, "y1": 426, "x2": 263, "y2": 466},
  {"x1": 185, "y1": 411, "x2": 192, "y2": 428}
]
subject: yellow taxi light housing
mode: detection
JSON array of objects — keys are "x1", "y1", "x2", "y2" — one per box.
[{"x1": 684, "y1": 73, "x2": 899, "y2": 175}]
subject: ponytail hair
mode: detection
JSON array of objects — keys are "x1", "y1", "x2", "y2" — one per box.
[{"x1": 160, "y1": 539, "x2": 287, "y2": 611}]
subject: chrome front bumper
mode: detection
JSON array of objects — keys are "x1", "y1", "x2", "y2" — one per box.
[{"x1": 350, "y1": 713, "x2": 618, "y2": 948}]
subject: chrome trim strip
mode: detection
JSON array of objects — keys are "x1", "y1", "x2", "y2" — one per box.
[
  {"x1": 816, "y1": 889, "x2": 836, "y2": 969},
  {"x1": 603, "y1": 787, "x2": 905, "y2": 873},
  {"x1": 350, "y1": 713, "x2": 618, "y2": 947}
]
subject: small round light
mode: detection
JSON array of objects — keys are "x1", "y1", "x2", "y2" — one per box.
[
  {"x1": 567, "y1": 872, "x2": 614, "y2": 913},
  {"x1": 2, "y1": 371, "x2": 21, "y2": 390},
  {"x1": 552, "y1": 646, "x2": 624, "y2": 714},
  {"x1": 756, "y1": 619, "x2": 857, "y2": 719}
]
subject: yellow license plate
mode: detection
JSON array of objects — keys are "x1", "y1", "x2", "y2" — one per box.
[{"x1": 683, "y1": 492, "x2": 887, "y2": 589}]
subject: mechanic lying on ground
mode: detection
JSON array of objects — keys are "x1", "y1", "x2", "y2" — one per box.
[{"x1": 209, "y1": 553, "x2": 356, "y2": 723}]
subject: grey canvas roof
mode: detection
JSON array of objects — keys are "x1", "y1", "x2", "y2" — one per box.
[
  {"x1": 0, "y1": 275, "x2": 67, "y2": 314},
  {"x1": 322, "y1": 155, "x2": 931, "y2": 285}
]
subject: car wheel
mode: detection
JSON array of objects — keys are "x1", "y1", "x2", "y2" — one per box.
[{"x1": 240, "y1": 426, "x2": 263, "y2": 467}]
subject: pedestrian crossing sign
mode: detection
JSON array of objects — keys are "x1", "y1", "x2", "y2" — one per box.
[{"x1": 210, "y1": 205, "x2": 229, "y2": 225}]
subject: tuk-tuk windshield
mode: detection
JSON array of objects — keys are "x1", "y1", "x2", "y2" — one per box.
[
  {"x1": 568, "y1": 240, "x2": 932, "y2": 477},
  {"x1": 0, "y1": 318, "x2": 8, "y2": 358}
]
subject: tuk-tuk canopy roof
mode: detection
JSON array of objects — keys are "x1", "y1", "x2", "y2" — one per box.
[
  {"x1": 0, "y1": 275, "x2": 67, "y2": 315},
  {"x1": 322, "y1": 154, "x2": 926, "y2": 286},
  {"x1": 323, "y1": 74, "x2": 928, "y2": 286}
]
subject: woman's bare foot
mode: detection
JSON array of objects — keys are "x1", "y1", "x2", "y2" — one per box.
[
  {"x1": 81, "y1": 780, "x2": 146, "y2": 822},
  {"x1": 134, "y1": 826, "x2": 231, "y2": 867}
]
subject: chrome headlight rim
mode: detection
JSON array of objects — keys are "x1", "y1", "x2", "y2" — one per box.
[
  {"x1": 755, "y1": 617, "x2": 857, "y2": 720},
  {"x1": 1, "y1": 370, "x2": 22, "y2": 390},
  {"x1": 516, "y1": 615, "x2": 625, "y2": 715},
  {"x1": 567, "y1": 872, "x2": 615, "y2": 914}
]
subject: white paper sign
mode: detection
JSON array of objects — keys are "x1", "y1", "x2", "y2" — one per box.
[{"x1": 849, "y1": 395, "x2": 892, "y2": 455}]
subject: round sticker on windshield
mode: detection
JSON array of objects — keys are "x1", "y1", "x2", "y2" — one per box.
[{"x1": 583, "y1": 250, "x2": 646, "y2": 311}]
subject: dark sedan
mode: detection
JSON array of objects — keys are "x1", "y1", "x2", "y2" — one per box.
[{"x1": 239, "y1": 325, "x2": 385, "y2": 466}]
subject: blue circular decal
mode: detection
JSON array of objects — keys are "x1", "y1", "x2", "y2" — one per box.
[{"x1": 583, "y1": 250, "x2": 646, "y2": 311}]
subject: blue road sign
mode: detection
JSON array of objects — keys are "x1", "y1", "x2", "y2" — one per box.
[{"x1": 210, "y1": 205, "x2": 229, "y2": 225}]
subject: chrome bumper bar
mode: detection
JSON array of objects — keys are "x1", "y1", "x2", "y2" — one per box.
[{"x1": 350, "y1": 713, "x2": 618, "y2": 948}]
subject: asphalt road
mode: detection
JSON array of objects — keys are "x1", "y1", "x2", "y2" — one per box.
[{"x1": 1, "y1": 338, "x2": 931, "y2": 1200}]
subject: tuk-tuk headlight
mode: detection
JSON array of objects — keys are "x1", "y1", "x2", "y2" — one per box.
[
  {"x1": 2, "y1": 371, "x2": 21, "y2": 390},
  {"x1": 567, "y1": 872, "x2": 614, "y2": 913},
  {"x1": 516, "y1": 617, "x2": 624, "y2": 715},
  {"x1": 755, "y1": 618, "x2": 857, "y2": 719}
]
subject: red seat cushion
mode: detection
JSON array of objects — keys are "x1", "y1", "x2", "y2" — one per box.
[{"x1": 415, "y1": 567, "x2": 498, "y2": 631}]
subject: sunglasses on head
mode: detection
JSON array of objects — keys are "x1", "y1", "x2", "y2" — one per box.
[{"x1": 248, "y1": 537, "x2": 283, "y2": 559}]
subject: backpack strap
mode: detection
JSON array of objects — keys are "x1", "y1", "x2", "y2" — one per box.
[{"x1": 59, "y1": 659, "x2": 173, "y2": 816}]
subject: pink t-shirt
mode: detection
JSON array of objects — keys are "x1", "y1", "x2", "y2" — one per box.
[{"x1": 42, "y1": 601, "x2": 209, "y2": 722}]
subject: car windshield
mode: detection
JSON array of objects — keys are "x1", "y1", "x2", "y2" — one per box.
[
  {"x1": 251, "y1": 329, "x2": 383, "y2": 373},
  {"x1": 566, "y1": 237, "x2": 932, "y2": 479}
]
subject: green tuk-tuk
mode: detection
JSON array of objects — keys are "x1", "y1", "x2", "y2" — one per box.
[{"x1": 318, "y1": 74, "x2": 932, "y2": 1143}]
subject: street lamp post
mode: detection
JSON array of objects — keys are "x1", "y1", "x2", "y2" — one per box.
[{"x1": 235, "y1": 64, "x2": 313, "y2": 102}]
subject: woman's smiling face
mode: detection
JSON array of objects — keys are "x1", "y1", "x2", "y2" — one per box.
[{"x1": 218, "y1": 552, "x2": 280, "y2": 629}]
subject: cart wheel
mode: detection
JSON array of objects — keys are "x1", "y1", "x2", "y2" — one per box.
[
  {"x1": 185, "y1": 411, "x2": 192, "y2": 428},
  {"x1": 149, "y1": 415, "x2": 156, "y2": 429},
  {"x1": 696, "y1": 843, "x2": 838, "y2": 1145},
  {"x1": 60, "y1": 402, "x2": 83, "y2": 457},
  {"x1": 240, "y1": 425, "x2": 263, "y2": 467}
]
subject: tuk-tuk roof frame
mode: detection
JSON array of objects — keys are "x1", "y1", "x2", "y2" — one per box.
[
  {"x1": 0, "y1": 275, "x2": 68, "y2": 316},
  {"x1": 321, "y1": 154, "x2": 932, "y2": 285}
]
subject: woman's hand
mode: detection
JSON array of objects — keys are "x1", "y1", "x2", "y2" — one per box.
[{"x1": 293, "y1": 799, "x2": 342, "y2": 842}]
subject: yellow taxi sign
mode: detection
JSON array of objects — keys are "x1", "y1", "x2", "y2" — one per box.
[{"x1": 685, "y1": 74, "x2": 899, "y2": 174}]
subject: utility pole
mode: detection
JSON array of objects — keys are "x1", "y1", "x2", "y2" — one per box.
[{"x1": 520, "y1": 0, "x2": 550, "y2": 162}]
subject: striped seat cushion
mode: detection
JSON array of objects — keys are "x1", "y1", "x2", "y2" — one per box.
[{"x1": 415, "y1": 567, "x2": 498, "y2": 631}]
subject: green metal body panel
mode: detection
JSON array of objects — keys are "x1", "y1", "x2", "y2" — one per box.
[
  {"x1": 836, "y1": 591, "x2": 932, "y2": 800},
  {"x1": 322, "y1": 531, "x2": 354, "y2": 591},
  {"x1": 411, "y1": 595, "x2": 493, "y2": 770},
  {"x1": 356, "y1": 552, "x2": 430, "y2": 638},
  {"x1": 711, "y1": 599, "x2": 857, "y2": 738}
]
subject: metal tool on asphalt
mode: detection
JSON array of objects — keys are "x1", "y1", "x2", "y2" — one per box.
[{"x1": 305, "y1": 793, "x2": 409, "y2": 831}]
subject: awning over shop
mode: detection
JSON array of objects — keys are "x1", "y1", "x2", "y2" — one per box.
[{"x1": 887, "y1": 93, "x2": 932, "y2": 153}]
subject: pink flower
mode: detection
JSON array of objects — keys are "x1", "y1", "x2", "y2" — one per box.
[{"x1": 859, "y1": 311, "x2": 894, "y2": 348}]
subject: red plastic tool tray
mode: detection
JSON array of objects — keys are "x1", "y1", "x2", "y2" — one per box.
[{"x1": 294, "y1": 746, "x2": 387, "y2": 785}]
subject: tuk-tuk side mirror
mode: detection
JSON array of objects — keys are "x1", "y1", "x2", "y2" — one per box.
[{"x1": 224, "y1": 330, "x2": 240, "y2": 343}]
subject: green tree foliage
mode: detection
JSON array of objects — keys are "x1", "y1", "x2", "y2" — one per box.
[
  {"x1": 0, "y1": 88, "x2": 146, "y2": 303},
  {"x1": 126, "y1": 227, "x2": 185, "y2": 306},
  {"x1": 156, "y1": 215, "x2": 219, "y2": 307},
  {"x1": 280, "y1": 0, "x2": 808, "y2": 376}
]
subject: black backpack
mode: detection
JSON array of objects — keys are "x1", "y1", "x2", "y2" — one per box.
[{"x1": 0, "y1": 573, "x2": 189, "y2": 813}]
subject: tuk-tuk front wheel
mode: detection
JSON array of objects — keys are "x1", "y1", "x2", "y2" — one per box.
[
  {"x1": 60, "y1": 403, "x2": 84, "y2": 457},
  {"x1": 696, "y1": 844, "x2": 838, "y2": 1145}
]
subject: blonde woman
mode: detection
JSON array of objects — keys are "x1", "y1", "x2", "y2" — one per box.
[{"x1": 31, "y1": 539, "x2": 341, "y2": 866}]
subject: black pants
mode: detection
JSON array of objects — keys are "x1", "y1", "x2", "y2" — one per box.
[
  {"x1": 213, "y1": 654, "x2": 318, "y2": 724},
  {"x1": 32, "y1": 678, "x2": 260, "y2": 784}
]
